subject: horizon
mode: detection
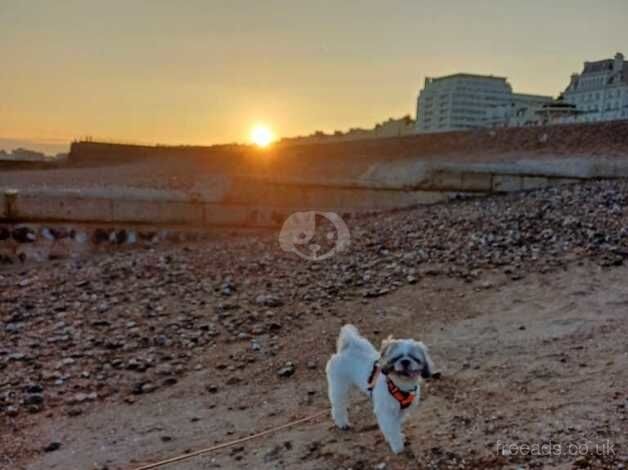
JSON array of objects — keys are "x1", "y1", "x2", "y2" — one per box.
[{"x1": 2, "y1": 0, "x2": 628, "y2": 154}]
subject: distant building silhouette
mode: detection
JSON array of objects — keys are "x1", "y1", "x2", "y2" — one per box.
[
  {"x1": 416, "y1": 73, "x2": 552, "y2": 133},
  {"x1": 563, "y1": 52, "x2": 628, "y2": 123}
]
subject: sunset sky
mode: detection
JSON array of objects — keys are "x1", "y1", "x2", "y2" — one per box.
[{"x1": 2, "y1": 0, "x2": 627, "y2": 154}]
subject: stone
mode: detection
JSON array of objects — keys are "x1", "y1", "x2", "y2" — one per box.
[
  {"x1": 141, "y1": 383, "x2": 158, "y2": 394},
  {"x1": 23, "y1": 393, "x2": 44, "y2": 406},
  {"x1": 24, "y1": 384, "x2": 44, "y2": 394},
  {"x1": 43, "y1": 442, "x2": 62, "y2": 452},
  {"x1": 67, "y1": 408, "x2": 83, "y2": 417},
  {"x1": 255, "y1": 294, "x2": 283, "y2": 308},
  {"x1": 73, "y1": 230, "x2": 88, "y2": 243},
  {"x1": 12, "y1": 227, "x2": 36, "y2": 243},
  {"x1": 41, "y1": 227, "x2": 56, "y2": 240},
  {"x1": 92, "y1": 229, "x2": 110, "y2": 244},
  {"x1": 278, "y1": 363, "x2": 295, "y2": 378}
]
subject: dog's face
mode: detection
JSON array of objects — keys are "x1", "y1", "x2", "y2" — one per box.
[{"x1": 379, "y1": 337, "x2": 433, "y2": 384}]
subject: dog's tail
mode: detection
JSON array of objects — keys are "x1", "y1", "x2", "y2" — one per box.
[{"x1": 337, "y1": 324, "x2": 361, "y2": 352}]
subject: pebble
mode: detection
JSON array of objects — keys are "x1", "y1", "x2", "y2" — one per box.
[
  {"x1": 43, "y1": 442, "x2": 61, "y2": 452},
  {"x1": 278, "y1": 363, "x2": 296, "y2": 378}
]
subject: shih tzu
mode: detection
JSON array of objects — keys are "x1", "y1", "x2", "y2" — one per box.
[{"x1": 325, "y1": 324, "x2": 434, "y2": 454}]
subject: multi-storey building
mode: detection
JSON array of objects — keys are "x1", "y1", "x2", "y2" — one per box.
[
  {"x1": 485, "y1": 93, "x2": 554, "y2": 128},
  {"x1": 415, "y1": 73, "x2": 514, "y2": 133},
  {"x1": 563, "y1": 52, "x2": 628, "y2": 122}
]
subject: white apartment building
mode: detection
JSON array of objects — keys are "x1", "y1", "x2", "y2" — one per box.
[
  {"x1": 563, "y1": 52, "x2": 628, "y2": 122},
  {"x1": 485, "y1": 93, "x2": 554, "y2": 128},
  {"x1": 415, "y1": 73, "x2": 514, "y2": 133}
]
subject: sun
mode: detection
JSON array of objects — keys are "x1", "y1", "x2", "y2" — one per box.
[{"x1": 250, "y1": 124, "x2": 275, "y2": 148}]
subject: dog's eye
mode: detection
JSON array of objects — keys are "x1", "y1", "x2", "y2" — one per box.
[{"x1": 409, "y1": 354, "x2": 422, "y2": 364}]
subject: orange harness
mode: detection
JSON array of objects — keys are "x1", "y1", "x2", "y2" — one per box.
[{"x1": 367, "y1": 362, "x2": 417, "y2": 410}]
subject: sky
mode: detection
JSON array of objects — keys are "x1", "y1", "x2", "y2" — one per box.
[{"x1": 1, "y1": 0, "x2": 627, "y2": 154}]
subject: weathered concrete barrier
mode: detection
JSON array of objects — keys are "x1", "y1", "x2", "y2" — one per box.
[
  {"x1": 359, "y1": 157, "x2": 628, "y2": 191},
  {"x1": 0, "y1": 187, "x2": 452, "y2": 228},
  {"x1": 3, "y1": 157, "x2": 628, "y2": 230}
]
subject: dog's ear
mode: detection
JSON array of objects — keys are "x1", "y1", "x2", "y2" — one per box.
[
  {"x1": 378, "y1": 336, "x2": 395, "y2": 374},
  {"x1": 379, "y1": 335, "x2": 394, "y2": 359}
]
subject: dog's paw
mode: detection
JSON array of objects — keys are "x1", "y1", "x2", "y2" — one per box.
[
  {"x1": 337, "y1": 423, "x2": 351, "y2": 431},
  {"x1": 387, "y1": 438, "x2": 405, "y2": 454},
  {"x1": 390, "y1": 442, "x2": 404, "y2": 454}
]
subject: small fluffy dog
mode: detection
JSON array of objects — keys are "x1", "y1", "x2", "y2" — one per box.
[{"x1": 326, "y1": 324, "x2": 434, "y2": 454}]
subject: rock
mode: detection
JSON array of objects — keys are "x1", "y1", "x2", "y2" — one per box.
[
  {"x1": 263, "y1": 444, "x2": 283, "y2": 462},
  {"x1": 50, "y1": 227, "x2": 69, "y2": 239},
  {"x1": 113, "y1": 230, "x2": 128, "y2": 244},
  {"x1": 24, "y1": 384, "x2": 44, "y2": 394},
  {"x1": 255, "y1": 294, "x2": 283, "y2": 308},
  {"x1": 67, "y1": 408, "x2": 83, "y2": 417},
  {"x1": 41, "y1": 227, "x2": 56, "y2": 241},
  {"x1": 131, "y1": 382, "x2": 158, "y2": 395},
  {"x1": 127, "y1": 231, "x2": 138, "y2": 244},
  {"x1": 23, "y1": 393, "x2": 44, "y2": 406},
  {"x1": 141, "y1": 382, "x2": 158, "y2": 394},
  {"x1": 73, "y1": 230, "x2": 88, "y2": 243},
  {"x1": 66, "y1": 392, "x2": 97, "y2": 404},
  {"x1": 12, "y1": 227, "x2": 36, "y2": 243},
  {"x1": 43, "y1": 442, "x2": 62, "y2": 452},
  {"x1": 278, "y1": 363, "x2": 295, "y2": 378},
  {"x1": 92, "y1": 229, "x2": 110, "y2": 244}
]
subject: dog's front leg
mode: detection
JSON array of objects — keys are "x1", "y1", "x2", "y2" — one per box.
[{"x1": 375, "y1": 408, "x2": 404, "y2": 454}]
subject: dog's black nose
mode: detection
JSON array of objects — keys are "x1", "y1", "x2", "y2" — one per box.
[{"x1": 400, "y1": 359, "x2": 411, "y2": 368}]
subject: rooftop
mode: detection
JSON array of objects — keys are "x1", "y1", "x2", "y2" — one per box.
[
  {"x1": 583, "y1": 57, "x2": 625, "y2": 74},
  {"x1": 513, "y1": 92, "x2": 554, "y2": 101},
  {"x1": 429, "y1": 73, "x2": 508, "y2": 82}
]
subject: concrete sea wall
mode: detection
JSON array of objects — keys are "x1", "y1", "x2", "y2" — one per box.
[
  {"x1": 4, "y1": 121, "x2": 628, "y2": 263},
  {"x1": 3, "y1": 157, "x2": 628, "y2": 229}
]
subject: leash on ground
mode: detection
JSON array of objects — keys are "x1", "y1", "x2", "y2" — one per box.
[{"x1": 132, "y1": 409, "x2": 330, "y2": 470}]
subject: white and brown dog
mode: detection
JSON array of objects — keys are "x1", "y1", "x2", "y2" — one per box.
[{"x1": 326, "y1": 324, "x2": 434, "y2": 454}]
